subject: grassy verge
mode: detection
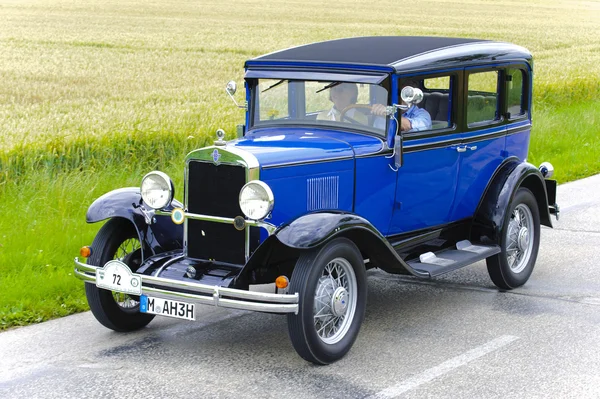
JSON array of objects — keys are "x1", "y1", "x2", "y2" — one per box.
[
  {"x1": 0, "y1": 150, "x2": 187, "y2": 329},
  {"x1": 529, "y1": 101, "x2": 600, "y2": 182}
]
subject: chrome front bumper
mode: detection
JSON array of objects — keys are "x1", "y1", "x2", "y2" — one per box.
[{"x1": 74, "y1": 258, "x2": 299, "y2": 314}]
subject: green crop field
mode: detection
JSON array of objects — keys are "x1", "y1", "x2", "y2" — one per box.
[{"x1": 1, "y1": 0, "x2": 599, "y2": 329}]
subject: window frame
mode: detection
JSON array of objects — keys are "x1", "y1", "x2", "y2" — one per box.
[
  {"x1": 398, "y1": 71, "x2": 460, "y2": 141},
  {"x1": 247, "y1": 77, "x2": 392, "y2": 139},
  {"x1": 463, "y1": 67, "x2": 504, "y2": 130},
  {"x1": 503, "y1": 65, "x2": 530, "y2": 122}
]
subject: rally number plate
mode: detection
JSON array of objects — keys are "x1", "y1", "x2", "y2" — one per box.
[
  {"x1": 140, "y1": 295, "x2": 196, "y2": 321},
  {"x1": 96, "y1": 260, "x2": 142, "y2": 296}
]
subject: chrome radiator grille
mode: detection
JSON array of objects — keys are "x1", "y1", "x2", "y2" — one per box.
[{"x1": 186, "y1": 161, "x2": 246, "y2": 264}]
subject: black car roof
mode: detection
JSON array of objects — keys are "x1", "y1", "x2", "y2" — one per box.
[{"x1": 246, "y1": 36, "x2": 532, "y2": 73}]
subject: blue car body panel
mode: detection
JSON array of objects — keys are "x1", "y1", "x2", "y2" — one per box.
[
  {"x1": 390, "y1": 138, "x2": 460, "y2": 234},
  {"x1": 232, "y1": 127, "x2": 384, "y2": 163}
]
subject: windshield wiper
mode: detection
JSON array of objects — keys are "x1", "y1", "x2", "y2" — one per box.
[
  {"x1": 316, "y1": 81, "x2": 342, "y2": 94},
  {"x1": 261, "y1": 79, "x2": 285, "y2": 93}
]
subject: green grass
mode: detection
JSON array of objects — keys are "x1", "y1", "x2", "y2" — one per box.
[
  {"x1": 529, "y1": 100, "x2": 600, "y2": 182},
  {"x1": 1, "y1": 0, "x2": 600, "y2": 329}
]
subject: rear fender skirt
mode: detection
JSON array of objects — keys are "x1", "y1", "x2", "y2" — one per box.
[
  {"x1": 235, "y1": 212, "x2": 429, "y2": 283},
  {"x1": 86, "y1": 187, "x2": 183, "y2": 260},
  {"x1": 472, "y1": 160, "x2": 552, "y2": 243}
]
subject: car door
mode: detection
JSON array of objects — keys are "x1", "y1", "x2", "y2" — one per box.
[
  {"x1": 388, "y1": 73, "x2": 461, "y2": 235},
  {"x1": 450, "y1": 68, "x2": 508, "y2": 221}
]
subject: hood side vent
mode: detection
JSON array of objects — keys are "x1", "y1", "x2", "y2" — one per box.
[{"x1": 307, "y1": 176, "x2": 339, "y2": 211}]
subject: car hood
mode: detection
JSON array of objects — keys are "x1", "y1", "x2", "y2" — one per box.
[{"x1": 229, "y1": 127, "x2": 385, "y2": 168}]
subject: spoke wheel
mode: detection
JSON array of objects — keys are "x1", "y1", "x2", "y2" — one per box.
[
  {"x1": 506, "y1": 204, "x2": 535, "y2": 274},
  {"x1": 313, "y1": 258, "x2": 357, "y2": 344},
  {"x1": 287, "y1": 238, "x2": 366, "y2": 365},
  {"x1": 487, "y1": 187, "x2": 541, "y2": 289},
  {"x1": 111, "y1": 238, "x2": 142, "y2": 313},
  {"x1": 85, "y1": 218, "x2": 155, "y2": 331}
]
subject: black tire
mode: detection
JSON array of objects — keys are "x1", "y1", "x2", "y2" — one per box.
[
  {"x1": 85, "y1": 218, "x2": 155, "y2": 332},
  {"x1": 287, "y1": 238, "x2": 367, "y2": 364},
  {"x1": 487, "y1": 187, "x2": 541, "y2": 289}
]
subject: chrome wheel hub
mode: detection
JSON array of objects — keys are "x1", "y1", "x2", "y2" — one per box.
[
  {"x1": 313, "y1": 257, "x2": 358, "y2": 345},
  {"x1": 506, "y1": 203, "x2": 535, "y2": 274},
  {"x1": 331, "y1": 287, "x2": 349, "y2": 317},
  {"x1": 518, "y1": 227, "x2": 529, "y2": 252}
]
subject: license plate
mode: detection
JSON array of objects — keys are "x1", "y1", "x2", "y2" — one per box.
[
  {"x1": 140, "y1": 295, "x2": 196, "y2": 321},
  {"x1": 96, "y1": 260, "x2": 142, "y2": 296}
]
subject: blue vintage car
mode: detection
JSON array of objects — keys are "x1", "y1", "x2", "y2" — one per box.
[{"x1": 75, "y1": 37, "x2": 559, "y2": 364}]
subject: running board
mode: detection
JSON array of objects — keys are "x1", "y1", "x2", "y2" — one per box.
[{"x1": 407, "y1": 240, "x2": 501, "y2": 277}]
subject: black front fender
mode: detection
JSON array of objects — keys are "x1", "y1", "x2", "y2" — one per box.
[
  {"x1": 275, "y1": 211, "x2": 380, "y2": 249},
  {"x1": 86, "y1": 187, "x2": 183, "y2": 259},
  {"x1": 240, "y1": 212, "x2": 428, "y2": 280},
  {"x1": 472, "y1": 160, "x2": 552, "y2": 243}
]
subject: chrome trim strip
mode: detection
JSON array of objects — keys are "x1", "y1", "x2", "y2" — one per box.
[
  {"x1": 74, "y1": 258, "x2": 298, "y2": 314},
  {"x1": 403, "y1": 124, "x2": 531, "y2": 154},
  {"x1": 156, "y1": 210, "x2": 277, "y2": 235},
  {"x1": 154, "y1": 255, "x2": 185, "y2": 278},
  {"x1": 261, "y1": 156, "x2": 353, "y2": 169},
  {"x1": 245, "y1": 226, "x2": 250, "y2": 262},
  {"x1": 186, "y1": 145, "x2": 260, "y2": 177}
]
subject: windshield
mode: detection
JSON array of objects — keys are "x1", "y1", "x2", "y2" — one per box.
[{"x1": 251, "y1": 79, "x2": 389, "y2": 135}]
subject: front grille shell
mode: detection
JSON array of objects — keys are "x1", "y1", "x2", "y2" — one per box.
[{"x1": 183, "y1": 146, "x2": 260, "y2": 265}]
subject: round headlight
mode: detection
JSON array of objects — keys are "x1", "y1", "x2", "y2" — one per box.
[
  {"x1": 141, "y1": 171, "x2": 174, "y2": 209},
  {"x1": 239, "y1": 181, "x2": 274, "y2": 220}
]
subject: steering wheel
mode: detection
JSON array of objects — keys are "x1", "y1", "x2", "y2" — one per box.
[{"x1": 339, "y1": 104, "x2": 373, "y2": 125}]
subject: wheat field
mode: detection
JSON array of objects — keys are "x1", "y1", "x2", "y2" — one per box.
[{"x1": 1, "y1": 0, "x2": 599, "y2": 149}]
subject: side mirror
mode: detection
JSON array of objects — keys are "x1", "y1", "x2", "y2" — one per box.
[
  {"x1": 386, "y1": 86, "x2": 424, "y2": 116},
  {"x1": 225, "y1": 81, "x2": 247, "y2": 109},
  {"x1": 400, "y1": 86, "x2": 423, "y2": 105},
  {"x1": 226, "y1": 81, "x2": 237, "y2": 96}
]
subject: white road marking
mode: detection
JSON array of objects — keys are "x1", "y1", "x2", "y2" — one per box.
[{"x1": 368, "y1": 335, "x2": 519, "y2": 398}]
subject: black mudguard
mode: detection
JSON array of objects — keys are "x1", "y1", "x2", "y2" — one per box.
[
  {"x1": 86, "y1": 187, "x2": 183, "y2": 260},
  {"x1": 234, "y1": 212, "x2": 428, "y2": 287},
  {"x1": 472, "y1": 159, "x2": 553, "y2": 243}
]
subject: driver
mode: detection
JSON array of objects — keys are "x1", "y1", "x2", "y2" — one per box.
[{"x1": 317, "y1": 83, "x2": 369, "y2": 124}]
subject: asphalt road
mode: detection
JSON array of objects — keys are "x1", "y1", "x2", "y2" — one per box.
[{"x1": 1, "y1": 175, "x2": 600, "y2": 399}]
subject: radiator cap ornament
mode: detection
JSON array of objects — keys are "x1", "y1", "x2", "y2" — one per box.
[{"x1": 215, "y1": 128, "x2": 227, "y2": 147}]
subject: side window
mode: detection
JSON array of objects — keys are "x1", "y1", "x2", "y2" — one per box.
[
  {"x1": 408, "y1": 75, "x2": 452, "y2": 131},
  {"x1": 467, "y1": 71, "x2": 499, "y2": 126},
  {"x1": 507, "y1": 68, "x2": 526, "y2": 118}
]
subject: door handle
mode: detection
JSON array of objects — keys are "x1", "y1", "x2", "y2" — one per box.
[{"x1": 454, "y1": 145, "x2": 477, "y2": 153}]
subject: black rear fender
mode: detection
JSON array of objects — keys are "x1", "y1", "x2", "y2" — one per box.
[
  {"x1": 86, "y1": 187, "x2": 183, "y2": 260},
  {"x1": 472, "y1": 160, "x2": 552, "y2": 243}
]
